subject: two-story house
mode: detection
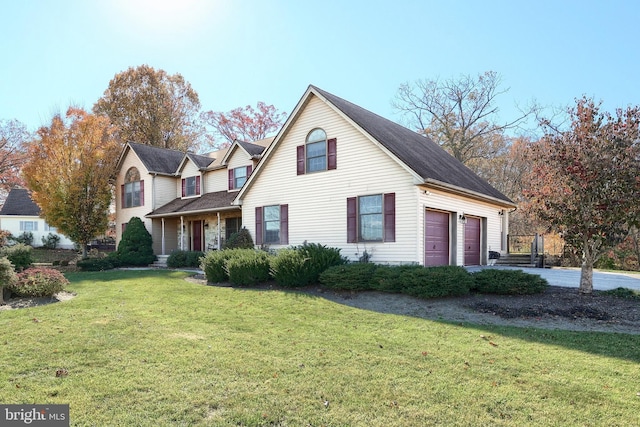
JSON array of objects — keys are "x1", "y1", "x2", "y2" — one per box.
[
  {"x1": 115, "y1": 85, "x2": 516, "y2": 266},
  {"x1": 115, "y1": 139, "x2": 271, "y2": 259}
]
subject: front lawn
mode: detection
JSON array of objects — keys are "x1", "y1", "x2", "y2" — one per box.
[{"x1": 1, "y1": 270, "x2": 638, "y2": 426}]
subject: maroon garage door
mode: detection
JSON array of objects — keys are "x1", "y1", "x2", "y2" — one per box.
[
  {"x1": 464, "y1": 217, "x2": 481, "y2": 266},
  {"x1": 425, "y1": 210, "x2": 450, "y2": 266}
]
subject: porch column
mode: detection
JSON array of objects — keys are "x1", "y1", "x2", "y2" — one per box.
[
  {"x1": 180, "y1": 216, "x2": 185, "y2": 251},
  {"x1": 217, "y1": 212, "x2": 221, "y2": 250},
  {"x1": 161, "y1": 218, "x2": 165, "y2": 255}
]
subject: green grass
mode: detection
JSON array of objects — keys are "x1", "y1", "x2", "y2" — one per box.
[{"x1": 1, "y1": 270, "x2": 639, "y2": 426}]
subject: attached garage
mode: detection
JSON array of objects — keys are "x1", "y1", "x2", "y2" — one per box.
[{"x1": 425, "y1": 209, "x2": 450, "y2": 266}]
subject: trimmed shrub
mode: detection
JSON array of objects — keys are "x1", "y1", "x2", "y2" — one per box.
[
  {"x1": 225, "y1": 250, "x2": 271, "y2": 286},
  {"x1": 270, "y1": 249, "x2": 310, "y2": 287},
  {"x1": 0, "y1": 257, "x2": 18, "y2": 301},
  {"x1": 401, "y1": 266, "x2": 473, "y2": 299},
  {"x1": 471, "y1": 269, "x2": 548, "y2": 295},
  {"x1": 77, "y1": 257, "x2": 115, "y2": 271},
  {"x1": 167, "y1": 250, "x2": 204, "y2": 268},
  {"x1": 200, "y1": 249, "x2": 239, "y2": 283},
  {"x1": 9, "y1": 267, "x2": 69, "y2": 297},
  {"x1": 223, "y1": 228, "x2": 254, "y2": 249},
  {"x1": 371, "y1": 264, "x2": 423, "y2": 293},
  {"x1": 602, "y1": 287, "x2": 640, "y2": 300},
  {"x1": 319, "y1": 263, "x2": 378, "y2": 291},
  {"x1": 114, "y1": 217, "x2": 156, "y2": 266},
  {"x1": 271, "y1": 243, "x2": 346, "y2": 288},
  {"x1": 0, "y1": 243, "x2": 33, "y2": 272}
]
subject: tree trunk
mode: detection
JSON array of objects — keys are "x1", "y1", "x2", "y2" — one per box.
[{"x1": 579, "y1": 257, "x2": 594, "y2": 294}]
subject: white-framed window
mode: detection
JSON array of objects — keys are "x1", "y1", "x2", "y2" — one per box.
[
  {"x1": 306, "y1": 129, "x2": 327, "y2": 172},
  {"x1": 233, "y1": 167, "x2": 247, "y2": 189},
  {"x1": 44, "y1": 223, "x2": 57, "y2": 233},
  {"x1": 123, "y1": 167, "x2": 143, "y2": 208},
  {"x1": 182, "y1": 176, "x2": 201, "y2": 197},
  {"x1": 20, "y1": 221, "x2": 38, "y2": 231}
]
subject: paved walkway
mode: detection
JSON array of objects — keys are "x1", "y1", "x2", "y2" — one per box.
[{"x1": 467, "y1": 266, "x2": 640, "y2": 291}]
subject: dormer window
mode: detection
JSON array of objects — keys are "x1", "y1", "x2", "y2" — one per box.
[
  {"x1": 182, "y1": 176, "x2": 201, "y2": 197},
  {"x1": 228, "y1": 165, "x2": 252, "y2": 190},
  {"x1": 297, "y1": 128, "x2": 337, "y2": 175}
]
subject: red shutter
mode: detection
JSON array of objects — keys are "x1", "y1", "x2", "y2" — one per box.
[
  {"x1": 296, "y1": 145, "x2": 305, "y2": 175},
  {"x1": 280, "y1": 204, "x2": 288, "y2": 245},
  {"x1": 384, "y1": 193, "x2": 396, "y2": 242},
  {"x1": 328, "y1": 138, "x2": 337, "y2": 170},
  {"x1": 255, "y1": 207, "x2": 263, "y2": 245},
  {"x1": 121, "y1": 184, "x2": 125, "y2": 208},
  {"x1": 347, "y1": 197, "x2": 357, "y2": 243},
  {"x1": 195, "y1": 176, "x2": 201, "y2": 195},
  {"x1": 140, "y1": 180, "x2": 144, "y2": 206},
  {"x1": 181, "y1": 178, "x2": 186, "y2": 197},
  {"x1": 246, "y1": 165, "x2": 252, "y2": 177},
  {"x1": 228, "y1": 169, "x2": 234, "y2": 190}
]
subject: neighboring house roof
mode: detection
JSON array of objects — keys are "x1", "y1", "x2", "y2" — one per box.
[
  {"x1": 146, "y1": 190, "x2": 238, "y2": 218},
  {"x1": 123, "y1": 142, "x2": 186, "y2": 175},
  {"x1": 0, "y1": 188, "x2": 40, "y2": 216},
  {"x1": 309, "y1": 86, "x2": 514, "y2": 205}
]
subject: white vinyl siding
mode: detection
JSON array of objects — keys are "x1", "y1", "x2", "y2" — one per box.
[{"x1": 241, "y1": 95, "x2": 419, "y2": 264}]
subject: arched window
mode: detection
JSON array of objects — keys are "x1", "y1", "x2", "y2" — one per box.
[
  {"x1": 122, "y1": 167, "x2": 143, "y2": 208},
  {"x1": 305, "y1": 128, "x2": 327, "y2": 173}
]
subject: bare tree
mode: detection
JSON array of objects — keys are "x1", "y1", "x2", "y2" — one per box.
[{"x1": 393, "y1": 71, "x2": 536, "y2": 165}]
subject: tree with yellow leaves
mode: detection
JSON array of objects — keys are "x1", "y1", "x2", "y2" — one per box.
[{"x1": 22, "y1": 108, "x2": 121, "y2": 258}]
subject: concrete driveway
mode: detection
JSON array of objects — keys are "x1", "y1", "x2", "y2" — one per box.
[{"x1": 467, "y1": 266, "x2": 640, "y2": 291}]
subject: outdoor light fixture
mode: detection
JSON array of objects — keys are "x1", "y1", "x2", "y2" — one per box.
[
  {"x1": 498, "y1": 210, "x2": 505, "y2": 216},
  {"x1": 459, "y1": 213, "x2": 467, "y2": 224}
]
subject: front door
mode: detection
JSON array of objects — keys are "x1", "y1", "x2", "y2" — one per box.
[
  {"x1": 464, "y1": 217, "x2": 481, "y2": 265},
  {"x1": 192, "y1": 220, "x2": 202, "y2": 251},
  {"x1": 425, "y1": 209, "x2": 450, "y2": 266}
]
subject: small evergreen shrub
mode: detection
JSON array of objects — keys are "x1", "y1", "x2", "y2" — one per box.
[
  {"x1": 9, "y1": 267, "x2": 69, "y2": 297},
  {"x1": 0, "y1": 257, "x2": 18, "y2": 301},
  {"x1": 401, "y1": 266, "x2": 472, "y2": 299},
  {"x1": 225, "y1": 250, "x2": 271, "y2": 286},
  {"x1": 0, "y1": 243, "x2": 34, "y2": 272},
  {"x1": 167, "y1": 250, "x2": 204, "y2": 268},
  {"x1": 114, "y1": 217, "x2": 156, "y2": 266},
  {"x1": 319, "y1": 263, "x2": 378, "y2": 291},
  {"x1": 223, "y1": 228, "x2": 254, "y2": 249},
  {"x1": 296, "y1": 242, "x2": 347, "y2": 284},
  {"x1": 602, "y1": 287, "x2": 640, "y2": 300},
  {"x1": 77, "y1": 257, "x2": 115, "y2": 271},
  {"x1": 41, "y1": 233, "x2": 61, "y2": 249},
  {"x1": 15, "y1": 231, "x2": 34, "y2": 246},
  {"x1": 471, "y1": 269, "x2": 548, "y2": 295}
]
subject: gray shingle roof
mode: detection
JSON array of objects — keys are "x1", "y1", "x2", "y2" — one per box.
[
  {"x1": 0, "y1": 188, "x2": 40, "y2": 216},
  {"x1": 311, "y1": 86, "x2": 513, "y2": 204},
  {"x1": 129, "y1": 142, "x2": 185, "y2": 175},
  {"x1": 186, "y1": 152, "x2": 215, "y2": 169},
  {"x1": 147, "y1": 190, "x2": 238, "y2": 217},
  {"x1": 237, "y1": 140, "x2": 267, "y2": 157}
]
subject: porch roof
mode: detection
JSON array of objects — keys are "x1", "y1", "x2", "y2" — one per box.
[{"x1": 146, "y1": 190, "x2": 239, "y2": 218}]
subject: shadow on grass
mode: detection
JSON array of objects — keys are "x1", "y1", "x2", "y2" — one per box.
[{"x1": 213, "y1": 281, "x2": 640, "y2": 364}]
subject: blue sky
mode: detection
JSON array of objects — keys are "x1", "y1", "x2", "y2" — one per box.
[{"x1": 1, "y1": 0, "x2": 639, "y2": 136}]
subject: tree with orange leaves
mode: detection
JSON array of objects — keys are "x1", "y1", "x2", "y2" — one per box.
[
  {"x1": 22, "y1": 108, "x2": 121, "y2": 258},
  {"x1": 524, "y1": 97, "x2": 640, "y2": 293}
]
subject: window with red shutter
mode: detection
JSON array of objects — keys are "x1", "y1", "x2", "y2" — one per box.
[
  {"x1": 280, "y1": 204, "x2": 288, "y2": 245},
  {"x1": 328, "y1": 138, "x2": 337, "y2": 170},
  {"x1": 347, "y1": 197, "x2": 357, "y2": 243},
  {"x1": 384, "y1": 193, "x2": 395, "y2": 242},
  {"x1": 296, "y1": 145, "x2": 305, "y2": 175},
  {"x1": 255, "y1": 206, "x2": 263, "y2": 245}
]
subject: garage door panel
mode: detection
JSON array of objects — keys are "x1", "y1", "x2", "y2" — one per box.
[{"x1": 425, "y1": 210, "x2": 450, "y2": 266}]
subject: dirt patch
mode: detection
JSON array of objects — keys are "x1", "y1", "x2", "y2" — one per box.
[
  {"x1": 0, "y1": 291, "x2": 76, "y2": 311},
  {"x1": 189, "y1": 275, "x2": 640, "y2": 335}
]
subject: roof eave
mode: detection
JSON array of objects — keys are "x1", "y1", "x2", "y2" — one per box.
[
  {"x1": 146, "y1": 205, "x2": 240, "y2": 218},
  {"x1": 422, "y1": 179, "x2": 516, "y2": 208}
]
